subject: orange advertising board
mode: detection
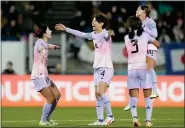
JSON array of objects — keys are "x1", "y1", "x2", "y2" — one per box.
[{"x1": 1, "y1": 75, "x2": 184, "y2": 107}]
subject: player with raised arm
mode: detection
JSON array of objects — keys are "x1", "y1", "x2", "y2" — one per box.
[
  {"x1": 31, "y1": 25, "x2": 61, "y2": 126},
  {"x1": 124, "y1": 4, "x2": 159, "y2": 111},
  {"x1": 124, "y1": 16, "x2": 160, "y2": 127},
  {"x1": 55, "y1": 13, "x2": 115, "y2": 126}
]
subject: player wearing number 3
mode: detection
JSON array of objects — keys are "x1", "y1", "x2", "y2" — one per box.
[
  {"x1": 124, "y1": 16, "x2": 160, "y2": 127},
  {"x1": 124, "y1": 4, "x2": 159, "y2": 111},
  {"x1": 55, "y1": 13, "x2": 115, "y2": 126}
]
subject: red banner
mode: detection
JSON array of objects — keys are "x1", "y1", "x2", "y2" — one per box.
[{"x1": 1, "y1": 75, "x2": 184, "y2": 107}]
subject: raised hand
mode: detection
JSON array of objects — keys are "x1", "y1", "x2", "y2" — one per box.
[
  {"x1": 108, "y1": 29, "x2": 115, "y2": 36},
  {"x1": 55, "y1": 23, "x2": 66, "y2": 31}
]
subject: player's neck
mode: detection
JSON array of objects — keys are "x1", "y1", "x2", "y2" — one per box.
[
  {"x1": 140, "y1": 15, "x2": 147, "y2": 21},
  {"x1": 42, "y1": 37, "x2": 48, "y2": 43},
  {"x1": 96, "y1": 28, "x2": 103, "y2": 33}
]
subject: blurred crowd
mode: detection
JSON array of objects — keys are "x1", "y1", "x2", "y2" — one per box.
[
  {"x1": 72, "y1": 1, "x2": 184, "y2": 43},
  {"x1": 1, "y1": 1, "x2": 184, "y2": 75},
  {"x1": 1, "y1": 1, "x2": 184, "y2": 43},
  {"x1": 1, "y1": 1, "x2": 52, "y2": 41}
]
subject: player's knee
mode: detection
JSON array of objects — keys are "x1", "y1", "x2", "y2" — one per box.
[
  {"x1": 96, "y1": 92, "x2": 101, "y2": 97},
  {"x1": 56, "y1": 93, "x2": 61, "y2": 100},
  {"x1": 97, "y1": 89, "x2": 105, "y2": 96},
  {"x1": 48, "y1": 96, "x2": 55, "y2": 104}
]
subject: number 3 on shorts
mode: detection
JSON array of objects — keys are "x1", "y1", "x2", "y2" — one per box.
[{"x1": 101, "y1": 70, "x2": 105, "y2": 79}]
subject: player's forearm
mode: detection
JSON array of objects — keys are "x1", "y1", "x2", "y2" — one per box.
[
  {"x1": 144, "y1": 28, "x2": 158, "y2": 38},
  {"x1": 48, "y1": 44, "x2": 56, "y2": 49},
  {"x1": 152, "y1": 39, "x2": 160, "y2": 48},
  {"x1": 66, "y1": 28, "x2": 92, "y2": 40},
  {"x1": 48, "y1": 44, "x2": 60, "y2": 50}
]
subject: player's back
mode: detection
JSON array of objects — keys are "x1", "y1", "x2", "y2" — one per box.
[{"x1": 125, "y1": 32, "x2": 153, "y2": 70}]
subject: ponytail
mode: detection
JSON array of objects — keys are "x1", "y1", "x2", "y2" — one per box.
[
  {"x1": 128, "y1": 29, "x2": 135, "y2": 39},
  {"x1": 128, "y1": 26, "x2": 143, "y2": 39},
  {"x1": 137, "y1": 26, "x2": 143, "y2": 36},
  {"x1": 127, "y1": 16, "x2": 143, "y2": 39}
]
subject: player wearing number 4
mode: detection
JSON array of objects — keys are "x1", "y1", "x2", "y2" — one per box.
[
  {"x1": 124, "y1": 16, "x2": 160, "y2": 127},
  {"x1": 124, "y1": 5, "x2": 159, "y2": 111},
  {"x1": 55, "y1": 13, "x2": 115, "y2": 126}
]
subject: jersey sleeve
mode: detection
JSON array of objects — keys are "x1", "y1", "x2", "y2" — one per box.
[
  {"x1": 36, "y1": 41, "x2": 43, "y2": 52},
  {"x1": 144, "y1": 19, "x2": 158, "y2": 38},
  {"x1": 146, "y1": 33, "x2": 155, "y2": 43},
  {"x1": 104, "y1": 31, "x2": 110, "y2": 40},
  {"x1": 66, "y1": 28, "x2": 93, "y2": 40}
]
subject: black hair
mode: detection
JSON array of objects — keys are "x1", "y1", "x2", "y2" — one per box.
[
  {"x1": 127, "y1": 16, "x2": 143, "y2": 39},
  {"x1": 33, "y1": 25, "x2": 47, "y2": 38},
  {"x1": 140, "y1": 5, "x2": 151, "y2": 17},
  {"x1": 94, "y1": 13, "x2": 107, "y2": 29}
]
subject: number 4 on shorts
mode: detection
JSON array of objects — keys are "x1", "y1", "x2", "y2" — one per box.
[{"x1": 101, "y1": 70, "x2": 105, "y2": 79}]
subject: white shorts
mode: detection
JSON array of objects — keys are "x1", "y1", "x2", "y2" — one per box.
[
  {"x1": 93, "y1": 67, "x2": 114, "y2": 86},
  {"x1": 147, "y1": 50, "x2": 158, "y2": 62},
  {"x1": 127, "y1": 69, "x2": 152, "y2": 89},
  {"x1": 32, "y1": 76, "x2": 54, "y2": 92}
]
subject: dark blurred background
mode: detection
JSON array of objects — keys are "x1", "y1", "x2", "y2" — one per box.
[{"x1": 1, "y1": 1, "x2": 184, "y2": 75}]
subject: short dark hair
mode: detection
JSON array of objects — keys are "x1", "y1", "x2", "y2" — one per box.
[
  {"x1": 94, "y1": 13, "x2": 107, "y2": 29},
  {"x1": 140, "y1": 5, "x2": 151, "y2": 17},
  {"x1": 33, "y1": 25, "x2": 48, "y2": 38}
]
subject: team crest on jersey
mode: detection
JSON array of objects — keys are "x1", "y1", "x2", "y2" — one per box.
[{"x1": 152, "y1": 24, "x2": 156, "y2": 28}]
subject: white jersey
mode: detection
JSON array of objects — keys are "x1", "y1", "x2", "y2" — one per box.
[
  {"x1": 66, "y1": 28, "x2": 113, "y2": 69},
  {"x1": 124, "y1": 32, "x2": 155, "y2": 70},
  {"x1": 91, "y1": 29, "x2": 113, "y2": 69},
  {"x1": 143, "y1": 17, "x2": 158, "y2": 51}
]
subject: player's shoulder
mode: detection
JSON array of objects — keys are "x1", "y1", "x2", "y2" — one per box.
[
  {"x1": 35, "y1": 39, "x2": 40, "y2": 45},
  {"x1": 147, "y1": 17, "x2": 156, "y2": 24},
  {"x1": 35, "y1": 39, "x2": 44, "y2": 46},
  {"x1": 124, "y1": 35, "x2": 129, "y2": 41}
]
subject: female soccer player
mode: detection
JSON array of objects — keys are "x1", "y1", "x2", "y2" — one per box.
[
  {"x1": 55, "y1": 13, "x2": 115, "y2": 126},
  {"x1": 136, "y1": 5, "x2": 159, "y2": 99},
  {"x1": 124, "y1": 4, "x2": 159, "y2": 111},
  {"x1": 31, "y1": 25, "x2": 61, "y2": 126},
  {"x1": 124, "y1": 16, "x2": 160, "y2": 127}
]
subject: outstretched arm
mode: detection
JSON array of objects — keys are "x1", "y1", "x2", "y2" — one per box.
[
  {"x1": 48, "y1": 44, "x2": 60, "y2": 50},
  {"x1": 55, "y1": 24, "x2": 93, "y2": 40}
]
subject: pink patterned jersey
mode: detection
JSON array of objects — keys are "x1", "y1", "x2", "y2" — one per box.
[
  {"x1": 124, "y1": 32, "x2": 155, "y2": 70},
  {"x1": 31, "y1": 39, "x2": 49, "y2": 79},
  {"x1": 66, "y1": 28, "x2": 113, "y2": 69}
]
